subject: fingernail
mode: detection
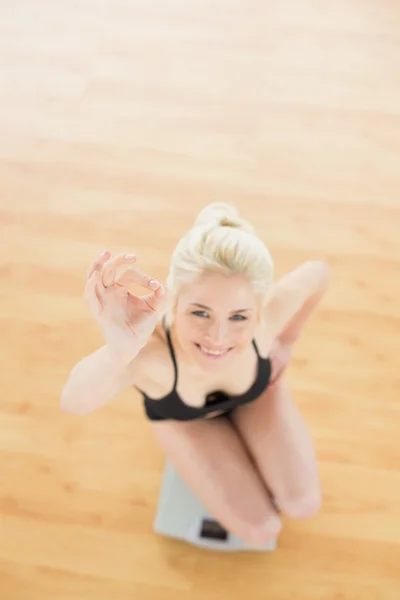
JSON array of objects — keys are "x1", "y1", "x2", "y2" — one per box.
[
  {"x1": 149, "y1": 279, "x2": 158, "y2": 288},
  {"x1": 125, "y1": 254, "x2": 136, "y2": 260}
]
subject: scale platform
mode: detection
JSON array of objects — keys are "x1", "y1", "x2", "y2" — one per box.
[{"x1": 154, "y1": 460, "x2": 277, "y2": 552}]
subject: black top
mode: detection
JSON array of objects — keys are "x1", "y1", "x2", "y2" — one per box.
[{"x1": 137, "y1": 324, "x2": 272, "y2": 422}]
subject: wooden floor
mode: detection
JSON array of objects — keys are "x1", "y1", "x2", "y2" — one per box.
[{"x1": 1, "y1": 1, "x2": 400, "y2": 598}]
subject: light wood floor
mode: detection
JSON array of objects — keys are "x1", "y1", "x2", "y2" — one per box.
[{"x1": 1, "y1": 1, "x2": 400, "y2": 598}]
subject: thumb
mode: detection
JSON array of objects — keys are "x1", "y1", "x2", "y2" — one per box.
[{"x1": 142, "y1": 282, "x2": 167, "y2": 313}]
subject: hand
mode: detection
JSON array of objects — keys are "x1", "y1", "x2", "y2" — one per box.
[{"x1": 84, "y1": 250, "x2": 166, "y2": 362}]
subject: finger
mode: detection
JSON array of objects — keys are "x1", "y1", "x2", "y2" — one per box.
[
  {"x1": 102, "y1": 253, "x2": 137, "y2": 287},
  {"x1": 142, "y1": 283, "x2": 167, "y2": 312},
  {"x1": 87, "y1": 250, "x2": 111, "y2": 279},
  {"x1": 115, "y1": 266, "x2": 160, "y2": 291},
  {"x1": 87, "y1": 249, "x2": 110, "y2": 279}
]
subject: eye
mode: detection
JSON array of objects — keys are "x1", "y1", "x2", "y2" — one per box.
[
  {"x1": 230, "y1": 314, "x2": 248, "y2": 321},
  {"x1": 191, "y1": 310, "x2": 209, "y2": 318}
]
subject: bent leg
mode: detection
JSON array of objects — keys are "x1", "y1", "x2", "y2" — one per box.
[
  {"x1": 151, "y1": 417, "x2": 281, "y2": 546},
  {"x1": 232, "y1": 377, "x2": 321, "y2": 520}
]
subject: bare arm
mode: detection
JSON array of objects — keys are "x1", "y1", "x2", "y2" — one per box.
[
  {"x1": 264, "y1": 260, "x2": 330, "y2": 343},
  {"x1": 60, "y1": 250, "x2": 166, "y2": 416},
  {"x1": 60, "y1": 345, "x2": 141, "y2": 416}
]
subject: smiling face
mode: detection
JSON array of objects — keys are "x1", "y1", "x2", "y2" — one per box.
[{"x1": 171, "y1": 271, "x2": 259, "y2": 369}]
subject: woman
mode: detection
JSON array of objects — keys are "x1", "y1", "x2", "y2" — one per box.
[{"x1": 61, "y1": 202, "x2": 330, "y2": 547}]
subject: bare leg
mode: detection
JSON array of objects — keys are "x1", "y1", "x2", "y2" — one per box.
[
  {"x1": 151, "y1": 416, "x2": 281, "y2": 546},
  {"x1": 231, "y1": 377, "x2": 321, "y2": 519}
]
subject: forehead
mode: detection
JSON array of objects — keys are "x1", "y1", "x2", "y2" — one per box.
[{"x1": 179, "y1": 271, "x2": 255, "y2": 309}]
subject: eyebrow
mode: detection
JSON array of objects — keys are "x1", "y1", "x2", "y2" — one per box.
[{"x1": 189, "y1": 302, "x2": 252, "y2": 313}]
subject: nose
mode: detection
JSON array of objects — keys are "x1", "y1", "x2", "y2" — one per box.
[{"x1": 205, "y1": 320, "x2": 229, "y2": 346}]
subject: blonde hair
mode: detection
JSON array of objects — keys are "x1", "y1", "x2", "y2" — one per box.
[{"x1": 164, "y1": 202, "x2": 274, "y2": 325}]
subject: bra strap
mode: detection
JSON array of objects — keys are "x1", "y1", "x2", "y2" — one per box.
[
  {"x1": 252, "y1": 338, "x2": 261, "y2": 357},
  {"x1": 163, "y1": 319, "x2": 179, "y2": 389}
]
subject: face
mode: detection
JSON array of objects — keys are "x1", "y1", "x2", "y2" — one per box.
[{"x1": 171, "y1": 271, "x2": 259, "y2": 369}]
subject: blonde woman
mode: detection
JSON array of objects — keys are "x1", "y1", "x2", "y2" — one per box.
[{"x1": 61, "y1": 203, "x2": 330, "y2": 547}]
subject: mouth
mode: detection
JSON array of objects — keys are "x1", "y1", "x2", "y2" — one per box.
[{"x1": 195, "y1": 344, "x2": 233, "y2": 358}]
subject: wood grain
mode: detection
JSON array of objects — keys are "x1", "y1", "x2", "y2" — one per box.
[{"x1": 1, "y1": 1, "x2": 399, "y2": 598}]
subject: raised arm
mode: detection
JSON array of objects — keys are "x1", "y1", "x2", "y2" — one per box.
[
  {"x1": 60, "y1": 250, "x2": 166, "y2": 415},
  {"x1": 60, "y1": 344, "x2": 143, "y2": 416},
  {"x1": 264, "y1": 260, "x2": 330, "y2": 344}
]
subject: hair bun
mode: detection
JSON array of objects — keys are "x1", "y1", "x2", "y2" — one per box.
[{"x1": 194, "y1": 202, "x2": 253, "y2": 233}]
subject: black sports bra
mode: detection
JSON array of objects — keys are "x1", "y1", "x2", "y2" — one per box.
[{"x1": 137, "y1": 324, "x2": 272, "y2": 422}]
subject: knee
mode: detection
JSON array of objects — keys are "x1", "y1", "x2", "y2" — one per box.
[{"x1": 280, "y1": 488, "x2": 322, "y2": 520}]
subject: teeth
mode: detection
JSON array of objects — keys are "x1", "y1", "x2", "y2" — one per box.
[{"x1": 200, "y1": 346, "x2": 228, "y2": 356}]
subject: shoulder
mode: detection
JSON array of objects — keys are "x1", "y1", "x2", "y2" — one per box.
[{"x1": 130, "y1": 321, "x2": 169, "y2": 368}]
